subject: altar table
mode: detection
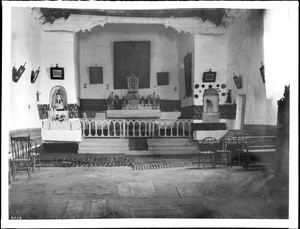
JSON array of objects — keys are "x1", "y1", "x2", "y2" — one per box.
[
  {"x1": 106, "y1": 109, "x2": 161, "y2": 119},
  {"x1": 42, "y1": 120, "x2": 82, "y2": 142}
]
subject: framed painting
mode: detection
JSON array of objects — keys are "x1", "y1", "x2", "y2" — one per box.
[
  {"x1": 203, "y1": 69, "x2": 216, "y2": 83},
  {"x1": 89, "y1": 66, "x2": 103, "y2": 84},
  {"x1": 50, "y1": 65, "x2": 64, "y2": 80},
  {"x1": 157, "y1": 72, "x2": 169, "y2": 86}
]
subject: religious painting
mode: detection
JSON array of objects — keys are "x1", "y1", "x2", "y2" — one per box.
[
  {"x1": 203, "y1": 69, "x2": 217, "y2": 82},
  {"x1": 50, "y1": 65, "x2": 64, "y2": 80},
  {"x1": 157, "y1": 72, "x2": 169, "y2": 86},
  {"x1": 89, "y1": 66, "x2": 103, "y2": 84},
  {"x1": 113, "y1": 41, "x2": 150, "y2": 89},
  {"x1": 184, "y1": 53, "x2": 192, "y2": 97}
]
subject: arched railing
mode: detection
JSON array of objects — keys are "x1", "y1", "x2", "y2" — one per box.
[{"x1": 80, "y1": 119, "x2": 193, "y2": 138}]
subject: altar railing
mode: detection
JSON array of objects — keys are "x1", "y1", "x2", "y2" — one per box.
[{"x1": 80, "y1": 119, "x2": 193, "y2": 138}]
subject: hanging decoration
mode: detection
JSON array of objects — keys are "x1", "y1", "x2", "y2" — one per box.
[
  {"x1": 12, "y1": 62, "x2": 26, "y2": 83},
  {"x1": 260, "y1": 62, "x2": 265, "y2": 83},
  {"x1": 233, "y1": 73, "x2": 243, "y2": 89},
  {"x1": 31, "y1": 67, "x2": 40, "y2": 84}
]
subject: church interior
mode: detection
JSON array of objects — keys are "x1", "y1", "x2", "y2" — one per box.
[{"x1": 2, "y1": 2, "x2": 297, "y2": 227}]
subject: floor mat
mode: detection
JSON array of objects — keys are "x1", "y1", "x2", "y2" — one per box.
[
  {"x1": 40, "y1": 155, "x2": 134, "y2": 167},
  {"x1": 129, "y1": 158, "x2": 199, "y2": 170}
]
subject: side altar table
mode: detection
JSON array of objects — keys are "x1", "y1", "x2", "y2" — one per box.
[{"x1": 106, "y1": 109, "x2": 161, "y2": 119}]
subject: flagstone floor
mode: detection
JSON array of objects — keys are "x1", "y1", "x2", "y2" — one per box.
[{"x1": 8, "y1": 157, "x2": 288, "y2": 220}]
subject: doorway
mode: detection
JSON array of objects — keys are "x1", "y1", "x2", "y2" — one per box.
[{"x1": 234, "y1": 94, "x2": 246, "y2": 130}]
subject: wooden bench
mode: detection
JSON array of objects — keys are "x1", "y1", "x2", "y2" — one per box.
[
  {"x1": 243, "y1": 136, "x2": 276, "y2": 169},
  {"x1": 226, "y1": 136, "x2": 276, "y2": 169}
]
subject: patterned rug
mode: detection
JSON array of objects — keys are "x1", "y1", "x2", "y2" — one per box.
[
  {"x1": 40, "y1": 155, "x2": 134, "y2": 167},
  {"x1": 129, "y1": 158, "x2": 199, "y2": 170}
]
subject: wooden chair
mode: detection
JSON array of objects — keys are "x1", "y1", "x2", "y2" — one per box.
[
  {"x1": 198, "y1": 137, "x2": 221, "y2": 168},
  {"x1": 29, "y1": 138, "x2": 41, "y2": 173},
  {"x1": 10, "y1": 135, "x2": 32, "y2": 180},
  {"x1": 10, "y1": 134, "x2": 41, "y2": 180},
  {"x1": 215, "y1": 137, "x2": 234, "y2": 168},
  {"x1": 227, "y1": 135, "x2": 250, "y2": 168}
]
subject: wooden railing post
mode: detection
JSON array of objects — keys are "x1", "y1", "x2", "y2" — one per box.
[{"x1": 123, "y1": 119, "x2": 126, "y2": 138}]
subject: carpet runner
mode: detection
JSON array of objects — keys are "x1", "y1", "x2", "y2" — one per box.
[
  {"x1": 40, "y1": 155, "x2": 134, "y2": 167},
  {"x1": 129, "y1": 158, "x2": 199, "y2": 170},
  {"x1": 40, "y1": 154, "x2": 202, "y2": 169}
]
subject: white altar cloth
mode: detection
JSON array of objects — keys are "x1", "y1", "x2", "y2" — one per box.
[
  {"x1": 42, "y1": 120, "x2": 82, "y2": 142},
  {"x1": 106, "y1": 109, "x2": 161, "y2": 119},
  {"x1": 42, "y1": 129, "x2": 82, "y2": 142}
]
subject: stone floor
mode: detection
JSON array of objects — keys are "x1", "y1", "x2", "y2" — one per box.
[{"x1": 8, "y1": 156, "x2": 288, "y2": 220}]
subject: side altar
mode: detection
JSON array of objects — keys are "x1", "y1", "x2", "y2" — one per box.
[
  {"x1": 41, "y1": 87, "x2": 82, "y2": 142},
  {"x1": 106, "y1": 73, "x2": 161, "y2": 119}
]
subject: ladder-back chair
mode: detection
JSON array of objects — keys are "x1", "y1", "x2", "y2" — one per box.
[
  {"x1": 198, "y1": 137, "x2": 221, "y2": 168},
  {"x1": 10, "y1": 134, "x2": 41, "y2": 180}
]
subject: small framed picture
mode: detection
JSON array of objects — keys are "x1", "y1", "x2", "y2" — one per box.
[
  {"x1": 50, "y1": 65, "x2": 64, "y2": 80},
  {"x1": 202, "y1": 69, "x2": 216, "y2": 83},
  {"x1": 157, "y1": 72, "x2": 169, "y2": 86}
]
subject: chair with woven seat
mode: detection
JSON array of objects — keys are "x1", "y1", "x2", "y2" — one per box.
[
  {"x1": 215, "y1": 137, "x2": 234, "y2": 168},
  {"x1": 198, "y1": 137, "x2": 221, "y2": 169},
  {"x1": 10, "y1": 135, "x2": 33, "y2": 180},
  {"x1": 28, "y1": 138, "x2": 41, "y2": 173},
  {"x1": 10, "y1": 134, "x2": 41, "y2": 180}
]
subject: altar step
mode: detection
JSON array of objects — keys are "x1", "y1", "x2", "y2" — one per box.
[
  {"x1": 78, "y1": 138, "x2": 129, "y2": 154},
  {"x1": 147, "y1": 138, "x2": 198, "y2": 154},
  {"x1": 78, "y1": 138, "x2": 199, "y2": 155}
]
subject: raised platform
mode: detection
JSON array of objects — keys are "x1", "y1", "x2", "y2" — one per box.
[
  {"x1": 106, "y1": 109, "x2": 161, "y2": 119},
  {"x1": 78, "y1": 137, "x2": 198, "y2": 155}
]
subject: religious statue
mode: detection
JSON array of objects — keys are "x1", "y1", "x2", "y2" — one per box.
[
  {"x1": 54, "y1": 91, "x2": 65, "y2": 110},
  {"x1": 107, "y1": 92, "x2": 115, "y2": 110},
  {"x1": 126, "y1": 73, "x2": 140, "y2": 109},
  {"x1": 127, "y1": 73, "x2": 139, "y2": 93},
  {"x1": 151, "y1": 92, "x2": 160, "y2": 109},
  {"x1": 206, "y1": 99, "x2": 213, "y2": 113},
  {"x1": 202, "y1": 88, "x2": 220, "y2": 123},
  {"x1": 225, "y1": 89, "x2": 232, "y2": 104}
]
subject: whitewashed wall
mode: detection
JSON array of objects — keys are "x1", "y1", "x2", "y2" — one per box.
[
  {"x1": 39, "y1": 31, "x2": 78, "y2": 105},
  {"x1": 10, "y1": 7, "x2": 42, "y2": 129},
  {"x1": 194, "y1": 34, "x2": 228, "y2": 106},
  {"x1": 78, "y1": 24, "x2": 179, "y2": 100},
  {"x1": 226, "y1": 10, "x2": 277, "y2": 125}
]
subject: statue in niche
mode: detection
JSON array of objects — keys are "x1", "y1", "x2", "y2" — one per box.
[
  {"x1": 127, "y1": 73, "x2": 139, "y2": 93},
  {"x1": 206, "y1": 99, "x2": 213, "y2": 113},
  {"x1": 202, "y1": 88, "x2": 220, "y2": 123},
  {"x1": 126, "y1": 73, "x2": 140, "y2": 110},
  {"x1": 54, "y1": 91, "x2": 65, "y2": 111}
]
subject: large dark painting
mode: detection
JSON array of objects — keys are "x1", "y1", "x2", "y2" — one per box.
[
  {"x1": 184, "y1": 53, "x2": 192, "y2": 97},
  {"x1": 114, "y1": 41, "x2": 150, "y2": 89},
  {"x1": 89, "y1": 67, "x2": 103, "y2": 84}
]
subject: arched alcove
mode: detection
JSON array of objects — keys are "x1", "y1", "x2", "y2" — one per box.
[
  {"x1": 49, "y1": 86, "x2": 68, "y2": 110},
  {"x1": 202, "y1": 88, "x2": 220, "y2": 123}
]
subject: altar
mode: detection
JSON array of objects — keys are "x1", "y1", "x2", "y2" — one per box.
[
  {"x1": 41, "y1": 86, "x2": 82, "y2": 142},
  {"x1": 106, "y1": 73, "x2": 161, "y2": 119},
  {"x1": 106, "y1": 109, "x2": 161, "y2": 119}
]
